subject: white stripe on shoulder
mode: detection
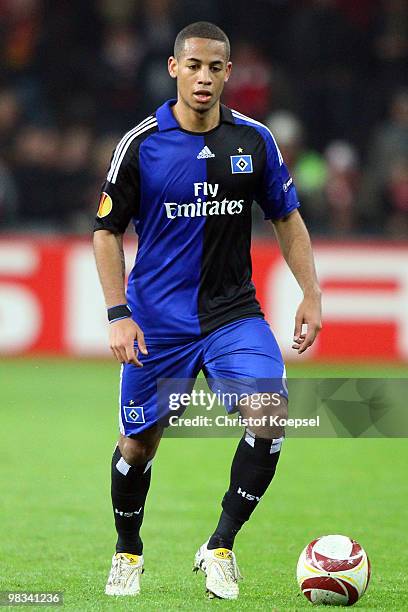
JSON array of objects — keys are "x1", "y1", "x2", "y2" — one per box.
[
  {"x1": 107, "y1": 115, "x2": 155, "y2": 181},
  {"x1": 110, "y1": 119, "x2": 157, "y2": 183},
  {"x1": 107, "y1": 116, "x2": 157, "y2": 182},
  {"x1": 231, "y1": 109, "x2": 283, "y2": 165}
]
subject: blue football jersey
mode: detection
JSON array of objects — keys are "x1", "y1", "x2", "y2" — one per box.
[{"x1": 94, "y1": 99, "x2": 300, "y2": 343}]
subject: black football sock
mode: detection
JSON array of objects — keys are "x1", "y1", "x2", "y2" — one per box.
[
  {"x1": 111, "y1": 445, "x2": 152, "y2": 555},
  {"x1": 208, "y1": 432, "x2": 283, "y2": 550},
  {"x1": 207, "y1": 510, "x2": 243, "y2": 551}
]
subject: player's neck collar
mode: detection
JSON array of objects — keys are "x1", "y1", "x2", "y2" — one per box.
[{"x1": 155, "y1": 99, "x2": 235, "y2": 132}]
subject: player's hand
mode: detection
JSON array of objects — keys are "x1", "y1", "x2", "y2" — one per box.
[
  {"x1": 109, "y1": 318, "x2": 148, "y2": 366},
  {"x1": 292, "y1": 290, "x2": 322, "y2": 354}
]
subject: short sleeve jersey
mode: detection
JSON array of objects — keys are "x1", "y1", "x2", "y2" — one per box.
[{"x1": 94, "y1": 99, "x2": 300, "y2": 344}]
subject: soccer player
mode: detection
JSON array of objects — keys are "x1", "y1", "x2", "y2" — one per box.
[{"x1": 93, "y1": 21, "x2": 322, "y2": 600}]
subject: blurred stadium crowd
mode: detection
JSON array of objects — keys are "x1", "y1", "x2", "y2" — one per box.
[{"x1": 0, "y1": 0, "x2": 407, "y2": 237}]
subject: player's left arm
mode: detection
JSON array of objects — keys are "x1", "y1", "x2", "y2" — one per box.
[
  {"x1": 256, "y1": 126, "x2": 322, "y2": 354},
  {"x1": 272, "y1": 210, "x2": 322, "y2": 354}
]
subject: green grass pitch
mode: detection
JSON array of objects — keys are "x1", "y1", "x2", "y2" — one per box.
[{"x1": 1, "y1": 358, "x2": 408, "y2": 610}]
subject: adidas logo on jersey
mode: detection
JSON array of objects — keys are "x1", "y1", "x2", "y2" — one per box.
[{"x1": 197, "y1": 146, "x2": 215, "y2": 159}]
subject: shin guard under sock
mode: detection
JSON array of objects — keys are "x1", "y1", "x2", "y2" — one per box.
[
  {"x1": 111, "y1": 445, "x2": 152, "y2": 555},
  {"x1": 208, "y1": 433, "x2": 283, "y2": 550}
]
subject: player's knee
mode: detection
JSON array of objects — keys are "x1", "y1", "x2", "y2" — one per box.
[
  {"x1": 273, "y1": 395, "x2": 288, "y2": 421},
  {"x1": 238, "y1": 394, "x2": 287, "y2": 439},
  {"x1": 119, "y1": 436, "x2": 158, "y2": 467},
  {"x1": 239, "y1": 393, "x2": 288, "y2": 420}
]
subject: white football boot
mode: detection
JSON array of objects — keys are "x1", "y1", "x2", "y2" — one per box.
[
  {"x1": 193, "y1": 541, "x2": 242, "y2": 599},
  {"x1": 105, "y1": 552, "x2": 144, "y2": 595}
]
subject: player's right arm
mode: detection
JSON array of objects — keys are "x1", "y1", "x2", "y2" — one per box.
[
  {"x1": 93, "y1": 134, "x2": 147, "y2": 366},
  {"x1": 93, "y1": 230, "x2": 147, "y2": 366}
]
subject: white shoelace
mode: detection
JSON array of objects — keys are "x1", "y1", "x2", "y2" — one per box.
[
  {"x1": 216, "y1": 555, "x2": 242, "y2": 583},
  {"x1": 111, "y1": 556, "x2": 124, "y2": 584}
]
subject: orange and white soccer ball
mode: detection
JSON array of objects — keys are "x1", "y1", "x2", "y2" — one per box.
[{"x1": 296, "y1": 535, "x2": 371, "y2": 606}]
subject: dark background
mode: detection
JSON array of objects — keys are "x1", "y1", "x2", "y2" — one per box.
[{"x1": 0, "y1": 0, "x2": 407, "y2": 237}]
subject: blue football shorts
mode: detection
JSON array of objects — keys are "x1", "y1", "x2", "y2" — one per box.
[{"x1": 119, "y1": 317, "x2": 287, "y2": 436}]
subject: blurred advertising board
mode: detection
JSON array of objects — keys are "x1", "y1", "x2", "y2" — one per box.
[{"x1": 0, "y1": 237, "x2": 407, "y2": 361}]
